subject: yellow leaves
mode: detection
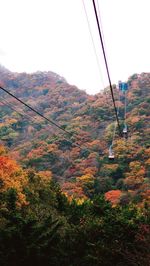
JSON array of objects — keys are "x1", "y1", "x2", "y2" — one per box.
[
  {"x1": 105, "y1": 123, "x2": 116, "y2": 139},
  {"x1": 83, "y1": 167, "x2": 97, "y2": 175},
  {"x1": 37, "y1": 170, "x2": 52, "y2": 183},
  {"x1": 129, "y1": 161, "x2": 141, "y2": 171},
  {"x1": 0, "y1": 145, "x2": 6, "y2": 155},
  {"x1": 76, "y1": 174, "x2": 95, "y2": 196},
  {"x1": 77, "y1": 173, "x2": 94, "y2": 183},
  {"x1": 5, "y1": 118, "x2": 17, "y2": 125},
  {"x1": 102, "y1": 163, "x2": 119, "y2": 172},
  {"x1": 75, "y1": 197, "x2": 86, "y2": 205},
  {"x1": 0, "y1": 118, "x2": 17, "y2": 128},
  {"x1": 114, "y1": 139, "x2": 128, "y2": 156},
  {"x1": 47, "y1": 144, "x2": 58, "y2": 153}
]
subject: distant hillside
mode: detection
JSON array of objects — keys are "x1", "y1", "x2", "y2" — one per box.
[{"x1": 0, "y1": 67, "x2": 150, "y2": 206}]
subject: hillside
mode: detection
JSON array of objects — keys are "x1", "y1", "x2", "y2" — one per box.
[
  {"x1": 0, "y1": 67, "x2": 150, "y2": 266},
  {"x1": 0, "y1": 67, "x2": 150, "y2": 206}
]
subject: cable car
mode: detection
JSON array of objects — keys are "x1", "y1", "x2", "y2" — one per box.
[
  {"x1": 108, "y1": 145, "x2": 115, "y2": 160},
  {"x1": 123, "y1": 124, "x2": 128, "y2": 138}
]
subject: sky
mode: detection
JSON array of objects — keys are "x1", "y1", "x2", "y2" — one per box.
[{"x1": 0, "y1": 0, "x2": 150, "y2": 94}]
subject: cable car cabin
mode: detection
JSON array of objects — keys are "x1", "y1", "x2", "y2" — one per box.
[
  {"x1": 123, "y1": 123, "x2": 128, "y2": 134},
  {"x1": 123, "y1": 124, "x2": 128, "y2": 138},
  {"x1": 109, "y1": 153, "x2": 115, "y2": 160},
  {"x1": 108, "y1": 147, "x2": 115, "y2": 160},
  {"x1": 123, "y1": 127, "x2": 127, "y2": 134}
]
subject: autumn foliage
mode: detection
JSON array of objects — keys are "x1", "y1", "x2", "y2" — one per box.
[
  {"x1": 0, "y1": 68, "x2": 150, "y2": 207},
  {"x1": 0, "y1": 68, "x2": 150, "y2": 265}
]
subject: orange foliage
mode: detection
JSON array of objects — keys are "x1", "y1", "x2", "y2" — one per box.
[
  {"x1": 130, "y1": 116, "x2": 140, "y2": 124},
  {"x1": 145, "y1": 148, "x2": 150, "y2": 157},
  {"x1": 47, "y1": 143, "x2": 58, "y2": 152},
  {"x1": 145, "y1": 158, "x2": 150, "y2": 165},
  {"x1": 124, "y1": 161, "x2": 145, "y2": 189},
  {"x1": 105, "y1": 190, "x2": 122, "y2": 206},
  {"x1": 0, "y1": 156, "x2": 28, "y2": 206}
]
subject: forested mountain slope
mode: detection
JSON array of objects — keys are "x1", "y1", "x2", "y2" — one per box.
[{"x1": 0, "y1": 67, "x2": 150, "y2": 206}]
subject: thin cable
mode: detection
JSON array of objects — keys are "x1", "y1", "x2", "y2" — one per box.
[
  {"x1": 0, "y1": 97, "x2": 75, "y2": 147},
  {"x1": 0, "y1": 97, "x2": 47, "y2": 128},
  {"x1": 0, "y1": 97, "x2": 27, "y2": 118},
  {"x1": 0, "y1": 86, "x2": 73, "y2": 137},
  {"x1": 82, "y1": 0, "x2": 105, "y2": 89},
  {"x1": 0, "y1": 86, "x2": 92, "y2": 152},
  {"x1": 0, "y1": 97, "x2": 52, "y2": 124},
  {"x1": 92, "y1": 0, "x2": 122, "y2": 137},
  {"x1": 111, "y1": 90, "x2": 120, "y2": 147},
  {"x1": 96, "y1": 0, "x2": 107, "y2": 53},
  {"x1": 124, "y1": 91, "x2": 127, "y2": 124}
]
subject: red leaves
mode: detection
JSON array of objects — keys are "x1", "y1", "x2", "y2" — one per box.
[{"x1": 105, "y1": 190, "x2": 122, "y2": 206}]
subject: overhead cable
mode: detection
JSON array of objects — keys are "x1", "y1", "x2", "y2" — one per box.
[
  {"x1": 82, "y1": 0, "x2": 105, "y2": 89},
  {"x1": 92, "y1": 0, "x2": 122, "y2": 137},
  {"x1": 0, "y1": 86, "x2": 73, "y2": 137},
  {"x1": 0, "y1": 86, "x2": 92, "y2": 152},
  {"x1": 0, "y1": 97, "x2": 28, "y2": 118},
  {"x1": 96, "y1": 0, "x2": 107, "y2": 53},
  {"x1": 111, "y1": 90, "x2": 121, "y2": 147}
]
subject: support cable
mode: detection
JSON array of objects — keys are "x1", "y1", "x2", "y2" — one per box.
[
  {"x1": 0, "y1": 97, "x2": 29, "y2": 118},
  {"x1": 96, "y1": 0, "x2": 107, "y2": 53},
  {"x1": 0, "y1": 86, "x2": 74, "y2": 137},
  {"x1": 92, "y1": 0, "x2": 122, "y2": 137},
  {"x1": 0, "y1": 86, "x2": 93, "y2": 152},
  {"x1": 124, "y1": 91, "x2": 127, "y2": 125},
  {"x1": 109, "y1": 89, "x2": 121, "y2": 158},
  {"x1": 82, "y1": 0, "x2": 105, "y2": 89},
  {"x1": 111, "y1": 91, "x2": 120, "y2": 147}
]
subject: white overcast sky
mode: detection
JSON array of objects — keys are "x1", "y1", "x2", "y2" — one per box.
[{"x1": 0, "y1": 0, "x2": 150, "y2": 94}]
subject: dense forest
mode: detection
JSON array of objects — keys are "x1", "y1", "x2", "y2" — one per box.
[{"x1": 0, "y1": 66, "x2": 150, "y2": 265}]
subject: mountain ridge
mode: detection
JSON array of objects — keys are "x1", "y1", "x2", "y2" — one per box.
[{"x1": 0, "y1": 67, "x2": 150, "y2": 206}]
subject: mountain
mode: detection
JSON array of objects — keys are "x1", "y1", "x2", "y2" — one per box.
[
  {"x1": 0, "y1": 67, "x2": 150, "y2": 206},
  {"x1": 0, "y1": 67, "x2": 150, "y2": 266}
]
